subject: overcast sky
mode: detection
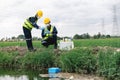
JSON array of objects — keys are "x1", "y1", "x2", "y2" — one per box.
[{"x1": 0, "y1": 0, "x2": 120, "y2": 39}]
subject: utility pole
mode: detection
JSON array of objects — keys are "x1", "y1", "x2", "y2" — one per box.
[{"x1": 101, "y1": 18, "x2": 105, "y2": 35}]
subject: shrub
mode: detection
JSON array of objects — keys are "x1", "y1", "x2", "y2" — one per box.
[
  {"x1": 59, "y1": 48, "x2": 97, "y2": 74},
  {"x1": 22, "y1": 51, "x2": 55, "y2": 70},
  {"x1": 97, "y1": 50, "x2": 120, "y2": 80},
  {"x1": 0, "y1": 52, "x2": 19, "y2": 67}
]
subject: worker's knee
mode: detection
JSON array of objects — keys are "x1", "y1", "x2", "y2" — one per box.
[{"x1": 41, "y1": 40, "x2": 48, "y2": 47}]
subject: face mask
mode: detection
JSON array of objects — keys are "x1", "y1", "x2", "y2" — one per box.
[
  {"x1": 35, "y1": 14, "x2": 40, "y2": 19},
  {"x1": 37, "y1": 16, "x2": 40, "y2": 19},
  {"x1": 46, "y1": 23, "x2": 50, "y2": 27}
]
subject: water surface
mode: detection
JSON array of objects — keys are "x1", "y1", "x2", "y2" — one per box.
[{"x1": 0, "y1": 68, "x2": 48, "y2": 80}]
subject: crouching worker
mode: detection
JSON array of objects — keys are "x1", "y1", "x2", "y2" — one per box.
[{"x1": 41, "y1": 18, "x2": 58, "y2": 50}]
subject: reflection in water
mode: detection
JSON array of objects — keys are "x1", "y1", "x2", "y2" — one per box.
[
  {"x1": 0, "y1": 68, "x2": 49, "y2": 80},
  {"x1": 0, "y1": 75, "x2": 49, "y2": 80},
  {"x1": 0, "y1": 75, "x2": 28, "y2": 80}
]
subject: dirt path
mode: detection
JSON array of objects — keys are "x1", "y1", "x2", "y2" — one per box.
[
  {"x1": 1, "y1": 46, "x2": 120, "y2": 54},
  {"x1": 0, "y1": 46, "x2": 27, "y2": 56},
  {"x1": 40, "y1": 73, "x2": 104, "y2": 80}
]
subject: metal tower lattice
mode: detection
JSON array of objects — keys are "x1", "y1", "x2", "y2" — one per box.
[{"x1": 112, "y1": 5, "x2": 119, "y2": 36}]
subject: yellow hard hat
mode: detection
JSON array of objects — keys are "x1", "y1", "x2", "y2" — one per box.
[
  {"x1": 44, "y1": 18, "x2": 50, "y2": 24},
  {"x1": 36, "y1": 10, "x2": 43, "y2": 18}
]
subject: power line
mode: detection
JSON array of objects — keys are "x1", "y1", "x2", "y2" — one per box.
[
  {"x1": 112, "y1": 5, "x2": 120, "y2": 36},
  {"x1": 101, "y1": 18, "x2": 105, "y2": 35}
]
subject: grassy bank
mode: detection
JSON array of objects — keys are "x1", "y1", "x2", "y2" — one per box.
[
  {"x1": 0, "y1": 38, "x2": 120, "y2": 80},
  {"x1": 60, "y1": 47, "x2": 120, "y2": 80}
]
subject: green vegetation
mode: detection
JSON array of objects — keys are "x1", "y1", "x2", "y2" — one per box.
[
  {"x1": 74, "y1": 38, "x2": 120, "y2": 47},
  {"x1": 98, "y1": 50, "x2": 120, "y2": 80},
  {"x1": 22, "y1": 50, "x2": 55, "y2": 69},
  {"x1": 0, "y1": 38, "x2": 120, "y2": 80},
  {"x1": 59, "y1": 48, "x2": 97, "y2": 73},
  {"x1": 59, "y1": 47, "x2": 120, "y2": 80},
  {"x1": 0, "y1": 41, "x2": 26, "y2": 47},
  {"x1": 0, "y1": 48, "x2": 54, "y2": 70}
]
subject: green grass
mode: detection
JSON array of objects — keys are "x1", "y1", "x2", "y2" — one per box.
[
  {"x1": 59, "y1": 48, "x2": 97, "y2": 74},
  {"x1": 22, "y1": 51, "x2": 55, "y2": 69},
  {"x1": 0, "y1": 41, "x2": 41, "y2": 47},
  {"x1": 0, "y1": 38, "x2": 120, "y2": 48},
  {"x1": 0, "y1": 41, "x2": 26, "y2": 47},
  {"x1": 74, "y1": 38, "x2": 120, "y2": 47},
  {"x1": 97, "y1": 50, "x2": 120, "y2": 80}
]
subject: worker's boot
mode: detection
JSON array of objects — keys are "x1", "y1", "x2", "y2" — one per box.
[
  {"x1": 29, "y1": 48, "x2": 37, "y2": 52},
  {"x1": 54, "y1": 49, "x2": 61, "y2": 55}
]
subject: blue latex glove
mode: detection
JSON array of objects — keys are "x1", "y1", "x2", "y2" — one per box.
[{"x1": 40, "y1": 27, "x2": 45, "y2": 30}]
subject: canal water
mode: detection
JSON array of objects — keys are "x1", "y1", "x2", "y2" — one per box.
[{"x1": 0, "y1": 68, "x2": 49, "y2": 80}]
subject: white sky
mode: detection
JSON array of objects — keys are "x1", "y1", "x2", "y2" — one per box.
[{"x1": 0, "y1": 0, "x2": 120, "y2": 39}]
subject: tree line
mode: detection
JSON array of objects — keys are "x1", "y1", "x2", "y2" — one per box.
[
  {"x1": 1, "y1": 32, "x2": 120, "y2": 41},
  {"x1": 73, "y1": 32, "x2": 111, "y2": 39}
]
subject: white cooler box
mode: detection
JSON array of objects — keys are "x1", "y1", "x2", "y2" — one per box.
[{"x1": 59, "y1": 41, "x2": 74, "y2": 50}]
